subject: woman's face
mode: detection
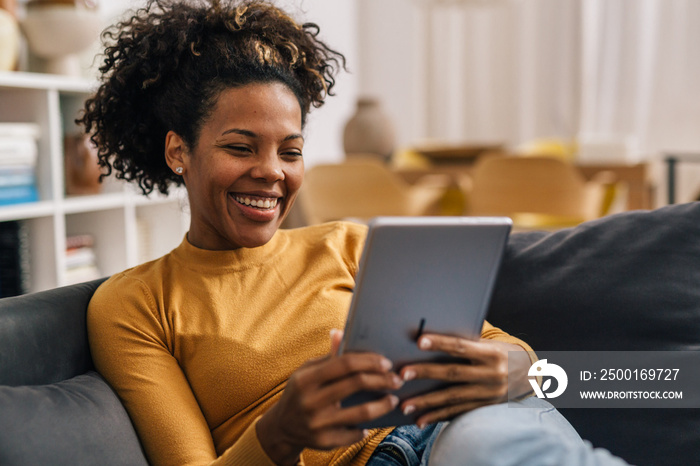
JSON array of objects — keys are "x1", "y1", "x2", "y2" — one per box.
[{"x1": 167, "y1": 82, "x2": 304, "y2": 250}]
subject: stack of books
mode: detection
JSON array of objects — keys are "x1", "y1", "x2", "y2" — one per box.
[
  {"x1": 0, "y1": 123, "x2": 40, "y2": 206},
  {"x1": 0, "y1": 220, "x2": 30, "y2": 297},
  {"x1": 65, "y1": 234, "x2": 102, "y2": 285}
]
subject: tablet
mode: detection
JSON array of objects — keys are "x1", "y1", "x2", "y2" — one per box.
[{"x1": 338, "y1": 216, "x2": 512, "y2": 428}]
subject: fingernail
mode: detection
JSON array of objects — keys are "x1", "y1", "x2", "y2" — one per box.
[
  {"x1": 362, "y1": 429, "x2": 370, "y2": 437},
  {"x1": 381, "y1": 358, "x2": 393, "y2": 371},
  {"x1": 403, "y1": 405, "x2": 416, "y2": 416},
  {"x1": 389, "y1": 395, "x2": 400, "y2": 408},
  {"x1": 419, "y1": 337, "x2": 432, "y2": 350},
  {"x1": 403, "y1": 369, "x2": 415, "y2": 381},
  {"x1": 392, "y1": 374, "x2": 404, "y2": 388}
]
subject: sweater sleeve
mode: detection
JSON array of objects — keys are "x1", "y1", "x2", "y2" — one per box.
[
  {"x1": 481, "y1": 320, "x2": 538, "y2": 364},
  {"x1": 87, "y1": 274, "x2": 277, "y2": 466}
]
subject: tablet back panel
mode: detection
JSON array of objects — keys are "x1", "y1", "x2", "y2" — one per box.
[{"x1": 339, "y1": 216, "x2": 512, "y2": 427}]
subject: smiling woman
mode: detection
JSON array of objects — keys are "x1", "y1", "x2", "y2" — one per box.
[
  {"x1": 79, "y1": 1, "x2": 630, "y2": 466},
  {"x1": 163, "y1": 82, "x2": 305, "y2": 250}
]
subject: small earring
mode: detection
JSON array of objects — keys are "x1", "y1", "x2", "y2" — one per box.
[{"x1": 175, "y1": 167, "x2": 183, "y2": 174}]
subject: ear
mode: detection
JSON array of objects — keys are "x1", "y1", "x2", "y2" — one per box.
[{"x1": 164, "y1": 131, "x2": 189, "y2": 175}]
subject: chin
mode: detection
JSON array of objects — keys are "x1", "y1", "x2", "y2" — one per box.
[{"x1": 233, "y1": 227, "x2": 278, "y2": 249}]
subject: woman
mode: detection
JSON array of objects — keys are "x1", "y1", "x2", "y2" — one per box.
[{"x1": 82, "y1": 1, "x2": 629, "y2": 465}]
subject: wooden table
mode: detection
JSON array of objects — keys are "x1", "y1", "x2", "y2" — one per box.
[{"x1": 396, "y1": 161, "x2": 653, "y2": 212}]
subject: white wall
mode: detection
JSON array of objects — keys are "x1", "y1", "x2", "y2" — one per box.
[
  {"x1": 356, "y1": 0, "x2": 586, "y2": 149},
  {"x1": 95, "y1": 0, "x2": 358, "y2": 167},
  {"x1": 357, "y1": 0, "x2": 428, "y2": 146},
  {"x1": 276, "y1": 0, "x2": 359, "y2": 167}
]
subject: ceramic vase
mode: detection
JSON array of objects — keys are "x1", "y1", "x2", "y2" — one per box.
[
  {"x1": 343, "y1": 98, "x2": 396, "y2": 162},
  {"x1": 64, "y1": 134, "x2": 102, "y2": 195},
  {"x1": 0, "y1": 3, "x2": 20, "y2": 71},
  {"x1": 21, "y1": 0, "x2": 101, "y2": 76}
]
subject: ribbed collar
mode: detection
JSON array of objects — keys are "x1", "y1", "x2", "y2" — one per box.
[{"x1": 169, "y1": 230, "x2": 290, "y2": 272}]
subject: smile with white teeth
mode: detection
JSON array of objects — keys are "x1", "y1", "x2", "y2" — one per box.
[{"x1": 233, "y1": 195, "x2": 279, "y2": 210}]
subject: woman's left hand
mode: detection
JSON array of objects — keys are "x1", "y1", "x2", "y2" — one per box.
[{"x1": 399, "y1": 335, "x2": 533, "y2": 428}]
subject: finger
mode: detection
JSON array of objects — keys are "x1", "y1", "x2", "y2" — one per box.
[
  {"x1": 401, "y1": 362, "x2": 504, "y2": 385},
  {"x1": 296, "y1": 352, "x2": 393, "y2": 388},
  {"x1": 308, "y1": 371, "x2": 404, "y2": 409},
  {"x1": 316, "y1": 393, "x2": 400, "y2": 430},
  {"x1": 401, "y1": 383, "x2": 507, "y2": 419},
  {"x1": 330, "y1": 328, "x2": 344, "y2": 356},
  {"x1": 418, "y1": 334, "x2": 505, "y2": 363}
]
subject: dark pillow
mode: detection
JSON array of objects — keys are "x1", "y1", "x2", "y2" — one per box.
[
  {"x1": 489, "y1": 201, "x2": 700, "y2": 351},
  {"x1": 0, "y1": 371, "x2": 148, "y2": 466},
  {"x1": 487, "y1": 201, "x2": 700, "y2": 466}
]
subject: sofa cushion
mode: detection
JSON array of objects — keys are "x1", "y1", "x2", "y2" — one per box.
[
  {"x1": 487, "y1": 201, "x2": 700, "y2": 466},
  {"x1": 0, "y1": 371, "x2": 148, "y2": 466}
]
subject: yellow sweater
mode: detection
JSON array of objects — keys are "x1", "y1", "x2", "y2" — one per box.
[{"x1": 88, "y1": 221, "x2": 533, "y2": 466}]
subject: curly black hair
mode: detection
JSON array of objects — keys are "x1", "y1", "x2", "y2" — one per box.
[{"x1": 77, "y1": 0, "x2": 346, "y2": 195}]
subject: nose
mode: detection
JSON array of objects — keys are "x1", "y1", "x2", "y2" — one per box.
[{"x1": 250, "y1": 151, "x2": 284, "y2": 182}]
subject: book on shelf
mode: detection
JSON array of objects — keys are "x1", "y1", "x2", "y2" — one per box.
[
  {"x1": 65, "y1": 246, "x2": 96, "y2": 269},
  {"x1": 0, "y1": 220, "x2": 30, "y2": 298},
  {"x1": 0, "y1": 165, "x2": 36, "y2": 187},
  {"x1": 0, "y1": 185, "x2": 39, "y2": 206},
  {"x1": 0, "y1": 123, "x2": 40, "y2": 207},
  {"x1": 0, "y1": 137, "x2": 38, "y2": 166},
  {"x1": 65, "y1": 234, "x2": 101, "y2": 285}
]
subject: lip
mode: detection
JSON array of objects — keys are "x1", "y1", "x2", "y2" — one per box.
[{"x1": 229, "y1": 191, "x2": 283, "y2": 222}]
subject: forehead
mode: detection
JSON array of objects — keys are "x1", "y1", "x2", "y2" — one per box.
[{"x1": 207, "y1": 82, "x2": 303, "y2": 127}]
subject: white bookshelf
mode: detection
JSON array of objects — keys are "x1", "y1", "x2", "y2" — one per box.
[{"x1": 0, "y1": 71, "x2": 189, "y2": 293}]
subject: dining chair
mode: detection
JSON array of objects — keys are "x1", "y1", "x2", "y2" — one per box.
[
  {"x1": 297, "y1": 158, "x2": 450, "y2": 225},
  {"x1": 467, "y1": 155, "x2": 615, "y2": 228}
]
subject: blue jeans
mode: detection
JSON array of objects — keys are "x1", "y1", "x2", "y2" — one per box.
[
  {"x1": 367, "y1": 397, "x2": 630, "y2": 466},
  {"x1": 367, "y1": 422, "x2": 445, "y2": 466}
]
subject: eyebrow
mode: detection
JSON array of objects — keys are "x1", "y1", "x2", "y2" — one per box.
[{"x1": 221, "y1": 128, "x2": 304, "y2": 142}]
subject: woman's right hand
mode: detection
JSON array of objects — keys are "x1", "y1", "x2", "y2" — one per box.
[{"x1": 256, "y1": 329, "x2": 403, "y2": 465}]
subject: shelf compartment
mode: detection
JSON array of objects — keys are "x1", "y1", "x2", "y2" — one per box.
[
  {"x1": 0, "y1": 87, "x2": 54, "y2": 202},
  {"x1": 64, "y1": 208, "x2": 128, "y2": 283},
  {"x1": 0, "y1": 216, "x2": 59, "y2": 294}
]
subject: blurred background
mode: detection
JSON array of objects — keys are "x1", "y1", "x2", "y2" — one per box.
[
  {"x1": 7, "y1": 0, "x2": 700, "y2": 203},
  {"x1": 94, "y1": 0, "x2": 700, "y2": 208}
]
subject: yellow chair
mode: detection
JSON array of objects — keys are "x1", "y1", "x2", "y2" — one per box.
[
  {"x1": 297, "y1": 159, "x2": 450, "y2": 225},
  {"x1": 467, "y1": 155, "x2": 614, "y2": 229}
]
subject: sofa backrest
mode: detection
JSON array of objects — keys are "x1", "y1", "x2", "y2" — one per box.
[
  {"x1": 488, "y1": 201, "x2": 700, "y2": 466},
  {"x1": 0, "y1": 278, "x2": 149, "y2": 466}
]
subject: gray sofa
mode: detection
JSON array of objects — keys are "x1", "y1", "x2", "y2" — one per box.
[
  {"x1": 2, "y1": 202, "x2": 700, "y2": 465},
  {"x1": 0, "y1": 277, "x2": 148, "y2": 465}
]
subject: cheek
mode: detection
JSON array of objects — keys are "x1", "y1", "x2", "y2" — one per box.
[
  {"x1": 188, "y1": 167, "x2": 228, "y2": 203},
  {"x1": 288, "y1": 167, "x2": 304, "y2": 195},
  {"x1": 208, "y1": 161, "x2": 244, "y2": 189}
]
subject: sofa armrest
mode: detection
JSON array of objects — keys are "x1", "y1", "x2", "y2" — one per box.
[{"x1": 0, "y1": 277, "x2": 107, "y2": 386}]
